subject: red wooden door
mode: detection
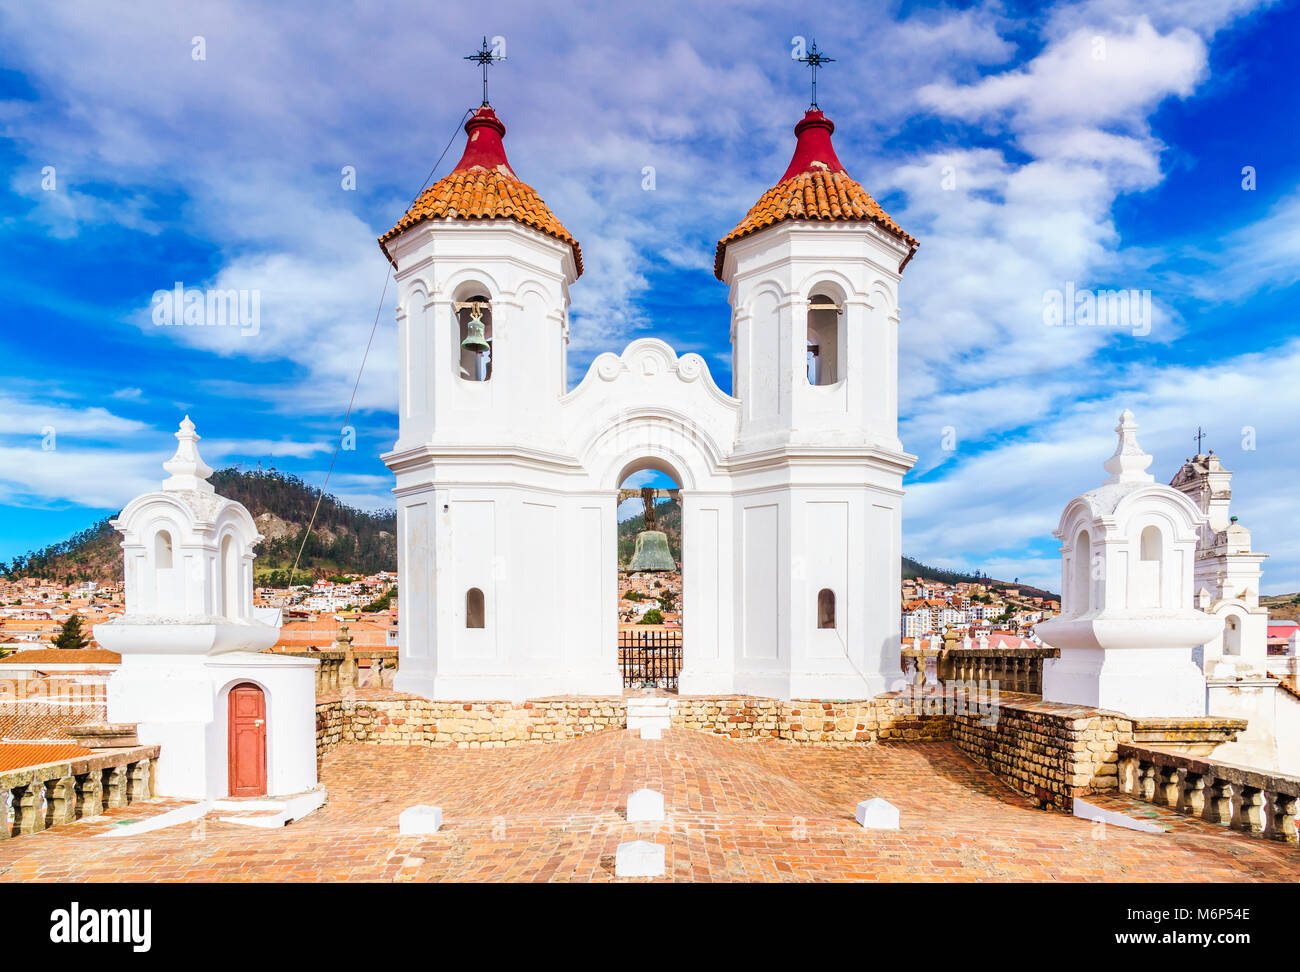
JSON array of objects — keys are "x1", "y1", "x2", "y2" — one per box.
[{"x1": 228, "y1": 683, "x2": 267, "y2": 797}]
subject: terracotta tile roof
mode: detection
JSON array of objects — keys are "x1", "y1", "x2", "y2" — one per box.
[
  {"x1": 715, "y1": 110, "x2": 917, "y2": 279},
  {"x1": 0, "y1": 742, "x2": 94, "y2": 772},
  {"x1": 0, "y1": 687, "x2": 108, "y2": 742},
  {"x1": 379, "y1": 106, "x2": 582, "y2": 275},
  {"x1": 0, "y1": 648, "x2": 121, "y2": 665}
]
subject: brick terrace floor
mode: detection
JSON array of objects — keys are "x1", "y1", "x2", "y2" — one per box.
[{"x1": 0, "y1": 731, "x2": 1296, "y2": 882}]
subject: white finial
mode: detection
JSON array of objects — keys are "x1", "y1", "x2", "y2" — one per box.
[
  {"x1": 162, "y1": 415, "x2": 214, "y2": 493},
  {"x1": 1102, "y1": 409, "x2": 1154, "y2": 485}
]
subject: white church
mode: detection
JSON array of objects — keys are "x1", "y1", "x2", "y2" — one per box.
[
  {"x1": 377, "y1": 103, "x2": 918, "y2": 702},
  {"x1": 89, "y1": 90, "x2": 1297, "y2": 801}
]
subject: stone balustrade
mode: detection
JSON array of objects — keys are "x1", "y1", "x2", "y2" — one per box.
[
  {"x1": 1, "y1": 745, "x2": 160, "y2": 839},
  {"x1": 280, "y1": 648, "x2": 399, "y2": 694},
  {"x1": 1117, "y1": 743, "x2": 1299, "y2": 843},
  {"x1": 901, "y1": 645, "x2": 1059, "y2": 695}
]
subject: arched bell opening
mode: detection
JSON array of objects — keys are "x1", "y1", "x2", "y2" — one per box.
[
  {"x1": 615, "y1": 462, "x2": 683, "y2": 693},
  {"x1": 455, "y1": 293, "x2": 493, "y2": 382}
]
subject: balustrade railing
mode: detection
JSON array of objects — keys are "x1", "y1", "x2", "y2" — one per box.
[
  {"x1": 1118, "y1": 743, "x2": 1298, "y2": 843},
  {"x1": 1, "y1": 745, "x2": 159, "y2": 839},
  {"x1": 279, "y1": 648, "x2": 399, "y2": 693},
  {"x1": 900, "y1": 645, "x2": 1059, "y2": 695}
]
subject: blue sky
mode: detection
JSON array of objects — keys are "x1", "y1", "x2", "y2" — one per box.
[{"x1": 0, "y1": 0, "x2": 1296, "y2": 592}]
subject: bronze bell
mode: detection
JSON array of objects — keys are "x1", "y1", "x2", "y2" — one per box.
[
  {"x1": 462, "y1": 304, "x2": 491, "y2": 356},
  {"x1": 465, "y1": 315, "x2": 488, "y2": 353}
]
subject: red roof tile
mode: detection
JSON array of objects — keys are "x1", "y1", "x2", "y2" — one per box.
[
  {"x1": 715, "y1": 109, "x2": 916, "y2": 279},
  {"x1": 379, "y1": 107, "x2": 582, "y2": 275},
  {"x1": 0, "y1": 743, "x2": 94, "y2": 772},
  {"x1": 0, "y1": 648, "x2": 120, "y2": 665}
]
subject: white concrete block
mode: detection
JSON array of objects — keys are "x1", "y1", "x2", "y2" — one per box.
[
  {"x1": 615, "y1": 840, "x2": 665, "y2": 878},
  {"x1": 855, "y1": 798, "x2": 900, "y2": 830},
  {"x1": 399, "y1": 805, "x2": 443, "y2": 835},
  {"x1": 627, "y1": 788, "x2": 665, "y2": 822},
  {"x1": 639, "y1": 726, "x2": 662, "y2": 740}
]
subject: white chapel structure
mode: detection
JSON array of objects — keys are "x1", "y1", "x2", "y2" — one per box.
[
  {"x1": 94, "y1": 418, "x2": 319, "y2": 800},
  {"x1": 1037, "y1": 411, "x2": 1300, "y2": 773},
  {"x1": 1037, "y1": 411, "x2": 1222, "y2": 716},
  {"x1": 378, "y1": 102, "x2": 919, "y2": 702}
]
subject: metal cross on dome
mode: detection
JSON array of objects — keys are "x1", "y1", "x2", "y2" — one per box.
[
  {"x1": 465, "y1": 36, "x2": 505, "y2": 106},
  {"x1": 797, "y1": 39, "x2": 835, "y2": 109},
  {"x1": 1194, "y1": 426, "x2": 1207, "y2": 453}
]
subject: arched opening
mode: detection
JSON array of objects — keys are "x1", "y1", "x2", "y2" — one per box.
[
  {"x1": 153, "y1": 528, "x2": 175, "y2": 611},
  {"x1": 1135, "y1": 524, "x2": 1163, "y2": 609},
  {"x1": 806, "y1": 293, "x2": 842, "y2": 386},
  {"x1": 220, "y1": 534, "x2": 238, "y2": 619},
  {"x1": 466, "y1": 587, "x2": 485, "y2": 629},
  {"x1": 1072, "y1": 529, "x2": 1091, "y2": 614},
  {"x1": 817, "y1": 588, "x2": 836, "y2": 629},
  {"x1": 1140, "y1": 525, "x2": 1161, "y2": 561},
  {"x1": 456, "y1": 294, "x2": 493, "y2": 382},
  {"x1": 1224, "y1": 615, "x2": 1242, "y2": 656},
  {"x1": 227, "y1": 682, "x2": 267, "y2": 798},
  {"x1": 154, "y1": 529, "x2": 173, "y2": 569},
  {"x1": 616, "y1": 464, "x2": 682, "y2": 692}
]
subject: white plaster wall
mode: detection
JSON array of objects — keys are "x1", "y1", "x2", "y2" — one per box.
[
  {"x1": 384, "y1": 215, "x2": 915, "y2": 703},
  {"x1": 107, "y1": 652, "x2": 316, "y2": 799},
  {"x1": 1207, "y1": 679, "x2": 1282, "y2": 771}
]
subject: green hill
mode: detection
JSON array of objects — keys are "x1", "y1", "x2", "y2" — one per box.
[
  {"x1": 8, "y1": 476, "x2": 1056, "y2": 598},
  {"x1": 2, "y1": 468, "x2": 397, "y2": 586}
]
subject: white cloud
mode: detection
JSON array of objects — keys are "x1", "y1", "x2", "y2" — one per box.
[
  {"x1": 919, "y1": 20, "x2": 1206, "y2": 130},
  {"x1": 1, "y1": 0, "x2": 1294, "y2": 593},
  {"x1": 0, "y1": 397, "x2": 148, "y2": 438},
  {"x1": 0, "y1": 444, "x2": 161, "y2": 509},
  {"x1": 906, "y1": 338, "x2": 1300, "y2": 593}
]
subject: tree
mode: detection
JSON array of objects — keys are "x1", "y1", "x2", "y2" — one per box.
[
  {"x1": 362, "y1": 586, "x2": 395, "y2": 613},
  {"x1": 638, "y1": 609, "x2": 664, "y2": 625},
  {"x1": 53, "y1": 615, "x2": 91, "y2": 650}
]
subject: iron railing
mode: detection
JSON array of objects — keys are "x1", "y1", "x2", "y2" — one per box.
[{"x1": 619, "y1": 629, "x2": 682, "y2": 691}]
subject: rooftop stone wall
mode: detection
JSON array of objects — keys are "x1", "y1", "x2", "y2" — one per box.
[{"x1": 953, "y1": 694, "x2": 1134, "y2": 809}]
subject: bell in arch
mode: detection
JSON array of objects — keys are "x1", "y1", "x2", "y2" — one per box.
[
  {"x1": 460, "y1": 302, "x2": 491, "y2": 355},
  {"x1": 627, "y1": 487, "x2": 677, "y2": 572}
]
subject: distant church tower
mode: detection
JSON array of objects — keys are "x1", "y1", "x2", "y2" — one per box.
[
  {"x1": 1170, "y1": 450, "x2": 1280, "y2": 768},
  {"x1": 1169, "y1": 451, "x2": 1270, "y2": 674},
  {"x1": 381, "y1": 96, "x2": 917, "y2": 702}
]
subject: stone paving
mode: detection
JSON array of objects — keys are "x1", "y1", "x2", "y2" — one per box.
[{"x1": 0, "y1": 731, "x2": 1296, "y2": 882}]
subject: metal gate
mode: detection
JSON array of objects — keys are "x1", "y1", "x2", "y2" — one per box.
[{"x1": 618, "y1": 629, "x2": 683, "y2": 691}]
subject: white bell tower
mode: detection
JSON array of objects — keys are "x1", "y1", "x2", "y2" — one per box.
[
  {"x1": 713, "y1": 108, "x2": 918, "y2": 699},
  {"x1": 379, "y1": 104, "x2": 603, "y2": 701}
]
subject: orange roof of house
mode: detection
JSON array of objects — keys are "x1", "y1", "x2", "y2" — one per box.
[
  {"x1": 379, "y1": 106, "x2": 582, "y2": 275},
  {"x1": 274, "y1": 618, "x2": 391, "y2": 650},
  {"x1": 0, "y1": 648, "x2": 120, "y2": 665},
  {"x1": 0, "y1": 743, "x2": 94, "y2": 772},
  {"x1": 0, "y1": 685, "x2": 108, "y2": 741},
  {"x1": 715, "y1": 109, "x2": 916, "y2": 279}
]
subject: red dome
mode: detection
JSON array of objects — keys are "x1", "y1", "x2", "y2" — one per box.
[
  {"x1": 380, "y1": 107, "x2": 582, "y2": 275},
  {"x1": 715, "y1": 109, "x2": 916, "y2": 279}
]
